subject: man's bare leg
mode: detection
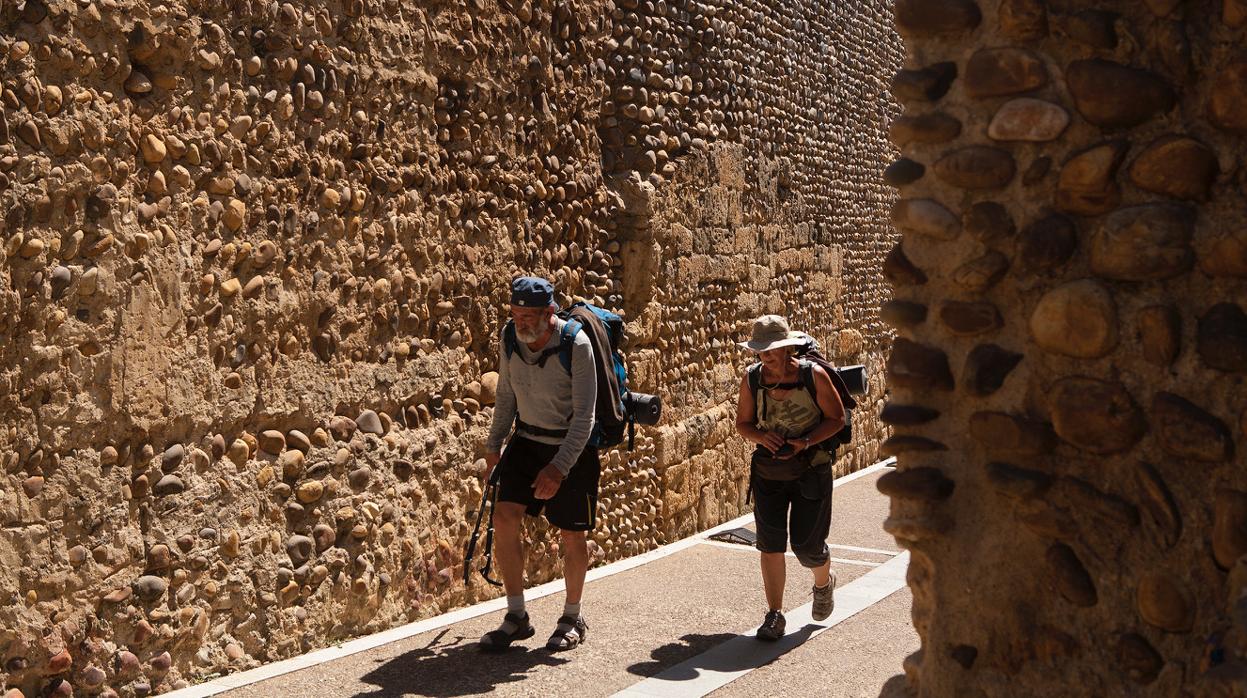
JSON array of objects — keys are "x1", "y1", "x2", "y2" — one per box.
[
  {"x1": 548, "y1": 528, "x2": 590, "y2": 650},
  {"x1": 494, "y1": 502, "x2": 527, "y2": 596},
  {"x1": 560, "y1": 529, "x2": 588, "y2": 604},
  {"x1": 479, "y1": 502, "x2": 534, "y2": 650}
]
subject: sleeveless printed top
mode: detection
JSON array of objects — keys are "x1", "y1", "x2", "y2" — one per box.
[{"x1": 754, "y1": 360, "x2": 830, "y2": 467}]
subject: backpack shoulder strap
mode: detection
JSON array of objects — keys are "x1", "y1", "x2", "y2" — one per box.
[
  {"x1": 747, "y1": 363, "x2": 766, "y2": 421},
  {"x1": 503, "y1": 321, "x2": 518, "y2": 360},
  {"x1": 799, "y1": 359, "x2": 818, "y2": 406},
  {"x1": 555, "y1": 318, "x2": 582, "y2": 373}
]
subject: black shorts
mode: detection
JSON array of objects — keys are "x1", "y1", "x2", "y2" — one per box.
[
  {"x1": 752, "y1": 462, "x2": 834, "y2": 568},
  {"x1": 497, "y1": 436, "x2": 601, "y2": 532}
]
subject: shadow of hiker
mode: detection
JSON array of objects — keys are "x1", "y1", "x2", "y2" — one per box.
[
  {"x1": 626, "y1": 633, "x2": 739, "y2": 677},
  {"x1": 352, "y1": 630, "x2": 570, "y2": 698},
  {"x1": 625, "y1": 626, "x2": 818, "y2": 681}
]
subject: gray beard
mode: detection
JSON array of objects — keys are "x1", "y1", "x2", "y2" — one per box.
[{"x1": 516, "y1": 327, "x2": 544, "y2": 343}]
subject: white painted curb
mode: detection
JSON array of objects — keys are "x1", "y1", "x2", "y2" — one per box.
[{"x1": 614, "y1": 551, "x2": 910, "y2": 697}]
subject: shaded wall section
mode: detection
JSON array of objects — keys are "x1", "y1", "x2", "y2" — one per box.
[
  {"x1": 882, "y1": 0, "x2": 1247, "y2": 695},
  {"x1": 0, "y1": 0, "x2": 900, "y2": 694}
]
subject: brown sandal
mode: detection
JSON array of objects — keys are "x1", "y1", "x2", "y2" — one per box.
[
  {"x1": 546, "y1": 615, "x2": 588, "y2": 651},
  {"x1": 479, "y1": 612, "x2": 535, "y2": 652}
]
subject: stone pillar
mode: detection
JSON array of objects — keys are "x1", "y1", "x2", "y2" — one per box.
[{"x1": 884, "y1": 0, "x2": 1247, "y2": 694}]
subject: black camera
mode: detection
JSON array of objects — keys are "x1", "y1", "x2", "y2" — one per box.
[{"x1": 623, "y1": 392, "x2": 662, "y2": 425}]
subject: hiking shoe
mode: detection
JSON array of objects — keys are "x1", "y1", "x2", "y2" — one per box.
[
  {"x1": 756, "y1": 610, "x2": 785, "y2": 641},
  {"x1": 479, "y1": 612, "x2": 535, "y2": 652},
  {"x1": 812, "y1": 571, "x2": 837, "y2": 622},
  {"x1": 546, "y1": 614, "x2": 588, "y2": 651}
]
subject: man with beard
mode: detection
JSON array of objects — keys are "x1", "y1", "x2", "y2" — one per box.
[{"x1": 479, "y1": 276, "x2": 598, "y2": 652}]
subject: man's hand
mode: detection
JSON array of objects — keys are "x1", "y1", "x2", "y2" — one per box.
[
  {"x1": 532, "y1": 464, "x2": 564, "y2": 500},
  {"x1": 483, "y1": 451, "x2": 501, "y2": 482},
  {"x1": 759, "y1": 431, "x2": 786, "y2": 453}
]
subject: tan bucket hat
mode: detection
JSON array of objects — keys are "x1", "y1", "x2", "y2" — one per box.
[{"x1": 737, "y1": 315, "x2": 807, "y2": 352}]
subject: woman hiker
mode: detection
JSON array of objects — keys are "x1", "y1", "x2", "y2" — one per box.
[{"x1": 734, "y1": 314, "x2": 846, "y2": 641}]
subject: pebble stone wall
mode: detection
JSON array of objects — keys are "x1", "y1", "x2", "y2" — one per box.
[
  {"x1": 882, "y1": 0, "x2": 1247, "y2": 695},
  {"x1": 0, "y1": 0, "x2": 900, "y2": 695}
]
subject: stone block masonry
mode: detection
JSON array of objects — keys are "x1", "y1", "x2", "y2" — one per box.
[
  {"x1": 885, "y1": 0, "x2": 1247, "y2": 695},
  {"x1": 0, "y1": 0, "x2": 900, "y2": 695}
]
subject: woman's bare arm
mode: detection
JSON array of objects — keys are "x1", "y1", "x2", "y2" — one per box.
[{"x1": 788, "y1": 365, "x2": 846, "y2": 451}]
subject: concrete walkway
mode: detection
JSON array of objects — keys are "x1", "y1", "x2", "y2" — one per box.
[{"x1": 172, "y1": 462, "x2": 916, "y2": 698}]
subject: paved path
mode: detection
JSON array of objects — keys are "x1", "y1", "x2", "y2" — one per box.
[{"x1": 171, "y1": 461, "x2": 916, "y2": 698}]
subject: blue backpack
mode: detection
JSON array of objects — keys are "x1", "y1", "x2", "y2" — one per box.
[{"x1": 503, "y1": 301, "x2": 635, "y2": 449}]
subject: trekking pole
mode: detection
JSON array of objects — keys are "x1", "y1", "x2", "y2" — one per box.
[
  {"x1": 478, "y1": 478, "x2": 503, "y2": 587},
  {"x1": 463, "y1": 467, "x2": 504, "y2": 587}
]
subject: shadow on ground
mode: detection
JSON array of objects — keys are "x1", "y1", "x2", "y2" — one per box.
[
  {"x1": 626, "y1": 633, "x2": 739, "y2": 677},
  {"x1": 352, "y1": 629, "x2": 570, "y2": 697},
  {"x1": 879, "y1": 674, "x2": 914, "y2": 697},
  {"x1": 626, "y1": 627, "x2": 817, "y2": 680}
]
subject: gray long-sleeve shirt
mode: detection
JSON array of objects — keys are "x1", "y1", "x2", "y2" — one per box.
[{"x1": 485, "y1": 318, "x2": 597, "y2": 475}]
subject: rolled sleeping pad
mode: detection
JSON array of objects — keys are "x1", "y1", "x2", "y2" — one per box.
[
  {"x1": 834, "y1": 365, "x2": 867, "y2": 395},
  {"x1": 624, "y1": 392, "x2": 662, "y2": 425}
]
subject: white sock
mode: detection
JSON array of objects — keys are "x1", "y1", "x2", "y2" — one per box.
[
  {"x1": 482, "y1": 595, "x2": 529, "y2": 646},
  {"x1": 507, "y1": 594, "x2": 526, "y2": 616},
  {"x1": 482, "y1": 595, "x2": 528, "y2": 645},
  {"x1": 553, "y1": 601, "x2": 583, "y2": 645}
]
